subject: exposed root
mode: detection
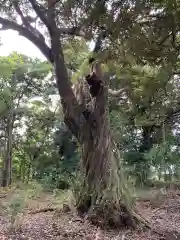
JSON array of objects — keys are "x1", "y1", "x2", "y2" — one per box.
[
  {"x1": 28, "y1": 207, "x2": 57, "y2": 214},
  {"x1": 132, "y1": 211, "x2": 165, "y2": 237},
  {"x1": 82, "y1": 201, "x2": 136, "y2": 229},
  {"x1": 77, "y1": 199, "x2": 166, "y2": 238},
  {"x1": 29, "y1": 204, "x2": 71, "y2": 215}
]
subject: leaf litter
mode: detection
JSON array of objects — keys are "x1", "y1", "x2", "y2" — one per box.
[{"x1": 0, "y1": 189, "x2": 180, "y2": 240}]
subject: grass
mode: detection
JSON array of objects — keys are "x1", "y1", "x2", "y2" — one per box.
[{"x1": 0, "y1": 181, "x2": 74, "y2": 231}]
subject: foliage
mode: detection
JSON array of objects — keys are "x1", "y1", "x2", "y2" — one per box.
[{"x1": 0, "y1": 52, "x2": 80, "y2": 188}]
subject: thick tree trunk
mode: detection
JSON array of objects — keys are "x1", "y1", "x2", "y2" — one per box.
[
  {"x1": 78, "y1": 122, "x2": 135, "y2": 227},
  {"x1": 73, "y1": 68, "x2": 136, "y2": 228}
]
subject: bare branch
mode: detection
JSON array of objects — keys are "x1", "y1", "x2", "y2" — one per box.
[
  {"x1": 13, "y1": 1, "x2": 31, "y2": 28},
  {"x1": 58, "y1": 26, "x2": 85, "y2": 37},
  {"x1": 13, "y1": 1, "x2": 45, "y2": 42},
  {"x1": 28, "y1": 0, "x2": 51, "y2": 31},
  {"x1": 28, "y1": 0, "x2": 86, "y2": 38},
  {"x1": 0, "y1": 17, "x2": 53, "y2": 62}
]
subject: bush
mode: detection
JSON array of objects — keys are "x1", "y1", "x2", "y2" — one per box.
[{"x1": 6, "y1": 191, "x2": 27, "y2": 228}]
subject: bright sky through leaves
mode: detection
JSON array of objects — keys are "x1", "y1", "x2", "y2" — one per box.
[{"x1": 0, "y1": 30, "x2": 46, "y2": 59}]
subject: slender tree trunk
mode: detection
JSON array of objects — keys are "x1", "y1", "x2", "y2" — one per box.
[
  {"x1": 1, "y1": 74, "x2": 16, "y2": 187},
  {"x1": 2, "y1": 114, "x2": 13, "y2": 187},
  {"x1": 139, "y1": 126, "x2": 153, "y2": 153},
  {"x1": 26, "y1": 159, "x2": 33, "y2": 183},
  {"x1": 168, "y1": 166, "x2": 172, "y2": 181},
  {"x1": 158, "y1": 166, "x2": 162, "y2": 181},
  {"x1": 19, "y1": 159, "x2": 23, "y2": 181},
  {"x1": 136, "y1": 126, "x2": 153, "y2": 184}
]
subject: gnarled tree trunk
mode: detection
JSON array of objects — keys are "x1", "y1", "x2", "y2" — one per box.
[{"x1": 71, "y1": 63, "x2": 136, "y2": 228}]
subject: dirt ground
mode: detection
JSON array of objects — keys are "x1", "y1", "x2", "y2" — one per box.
[{"x1": 0, "y1": 188, "x2": 180, "y2": 240}]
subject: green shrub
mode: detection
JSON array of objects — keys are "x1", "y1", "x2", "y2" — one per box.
[{"x1": 6, "y1": 192, "x2": 27, "y2": 227}]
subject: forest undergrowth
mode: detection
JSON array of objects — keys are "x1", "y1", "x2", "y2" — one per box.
[{"x1": 0, "y1": 183, "x2": 180, "y2": 240}]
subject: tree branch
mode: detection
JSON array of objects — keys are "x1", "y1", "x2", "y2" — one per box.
[
  {"x1": 13, "y1": 1, "x2": 45, "y2": 42},
  {"x1": 45, "y1": 1, "x2": 87, "y2": 143},
  {"x1": 13, "y1": 1, "x2": 31, "y2": 28},
  {"x1": 28, "y1": 0, "x2": 51, "y2": 31},
  {"x1": 28, "y1": 1, "x2": 85, "y2": 38},
  {"x1": 93, "y1": 27, "x2": 107, "y2": 54},
  {"x1": 0, "y1": 17, "x2": 53, "y2": 62},
  {"x1": 58, "y1": 26, "x2": 85, "y2": 37}
]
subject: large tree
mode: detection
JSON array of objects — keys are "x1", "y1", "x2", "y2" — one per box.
[{"x1": 1, "y1": 0, "x2": 179, "y2": 227}]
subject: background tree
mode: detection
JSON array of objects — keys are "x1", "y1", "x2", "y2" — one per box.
[{"x1": 0, "y1": 52, "x2": 52, "y2": 186}]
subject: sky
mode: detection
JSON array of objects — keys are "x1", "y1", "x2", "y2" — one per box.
[
  {"x1": 0, "y1": 30, "x2": 46, "y2": 60},
  {"x1": 0, "y1": 29, "x2": 61, "y2": 112},
  {"x1": 0, "y1": 29, "x2": 94, "y2": 59}
]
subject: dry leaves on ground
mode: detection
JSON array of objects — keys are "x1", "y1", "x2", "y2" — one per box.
[{"x1": 0, "y1": 189, "x2": 180, "y2": 240}]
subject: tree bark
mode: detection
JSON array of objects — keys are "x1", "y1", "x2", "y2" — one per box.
[
  {"x1": 139, "y1": 126, "x2": 153, "y2": 153},
  {"x1": 1, "y1": 113, "x2": 13, "y2": 187},
  {"x1": 136, "y1": 126, "x2": 153, "y2": 185},
  {"x1": 73, "y1": 69, "x2": 136, "y2": 228}
]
